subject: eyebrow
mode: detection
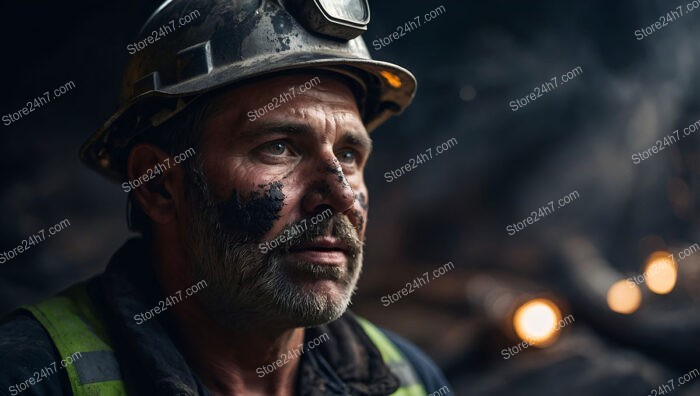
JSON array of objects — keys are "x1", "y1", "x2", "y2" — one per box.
[
  {"x1": 240, "y1": 121, "x2": 314, "y2": 140},
  {"x1": 339, "y1": 131, "x2": 373, "y2": 154},
  {"x1": 242, "y1": 121, "x2": 373, "y2": 153}
]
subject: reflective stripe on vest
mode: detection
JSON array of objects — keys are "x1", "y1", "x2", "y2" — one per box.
[
  {"x1": 23, "y1": 284, "x2": 127, "y2": 396},
  {"x1": 356, "y1": 318, "x2": 428, "y2": 396},
  {"x1": 24, "y1": 284, "x2": 428, "y2": 396}
]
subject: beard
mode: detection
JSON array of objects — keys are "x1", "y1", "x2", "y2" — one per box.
[{"x1": 181, "y1": 163, "x2": 364, "y2": 330}]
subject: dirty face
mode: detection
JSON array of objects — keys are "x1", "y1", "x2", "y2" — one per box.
[{"x1": 182, "y1": 73, "x2": 371, "y2": 328}]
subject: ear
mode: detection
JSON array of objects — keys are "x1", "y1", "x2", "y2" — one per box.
[{"x1": 126, "y1": 143, "x2": 185, "y2": 226}]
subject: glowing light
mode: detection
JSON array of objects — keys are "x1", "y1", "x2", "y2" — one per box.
[
  {"x1": 380, "y1": 71, "x2": 402, "y2": 88},
  {"x1": 513, "y1": 299, "x2": 562, "y2": 347},
  {"x1": 644, "y1": 251, "x2": 677, "y2": 294},
  {"x1": 607, "y1": 279, "x2": 642, "y2": 314}
]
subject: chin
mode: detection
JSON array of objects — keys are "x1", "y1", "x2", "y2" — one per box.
[
  {"x1": 278, "y1": 282, "x2": 353, "y2": 327},
  {"x1": 302, "y1": 277, "x2": 348, "y2": 293},
  {"x1": 293, "y1": 307, "x2": 348, "y2": 327}
]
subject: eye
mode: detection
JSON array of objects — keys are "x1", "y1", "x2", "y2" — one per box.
[
  {"x1": 337, "y1": 149, "x2": 358, "y2": 165},
  {"x1": 260, "y1": 141, "x2": 290, "y2": 156}
]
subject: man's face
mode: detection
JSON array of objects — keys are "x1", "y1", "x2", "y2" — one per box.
[{"x1": 182, "y1": 73, "x2": 371, "y2": 328}]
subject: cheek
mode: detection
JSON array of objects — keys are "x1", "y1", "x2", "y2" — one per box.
[
  {"x1": 356, "y1": 209, "x2": 367, "y2": 237},
  {"x1": 219, "y1": 181, "x2": 286, "y2": 240},
  {"x1": 263, "y1": 172, "x2": 307, "y2": 232},
  {"x1": 201, "y1": 152, "x2": 296, "y2": 238}
]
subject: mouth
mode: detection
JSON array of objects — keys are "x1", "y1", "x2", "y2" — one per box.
[{"x1": 287, "y1": 237, "x2": 349, "y2": 265}]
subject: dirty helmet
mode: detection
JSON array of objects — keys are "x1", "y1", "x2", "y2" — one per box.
[{"x1": 80, "y1": 0, "x2": 417, "y2": 181}]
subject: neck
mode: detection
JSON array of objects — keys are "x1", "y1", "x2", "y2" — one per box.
[{"x1": 152, "y1": 231, "x2": 304, "y2": 396}]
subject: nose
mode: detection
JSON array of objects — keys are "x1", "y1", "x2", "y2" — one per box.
[{"x1": 301, "y1": 156, "x2": 356, "y2": 218}]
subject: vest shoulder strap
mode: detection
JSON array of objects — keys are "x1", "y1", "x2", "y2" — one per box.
[
  {"x1": 356, "y1": 317, "x2": 427, "y2": 396},
  {"x1": 22, "y1": 283, "x2": 127, "y2": 396}
]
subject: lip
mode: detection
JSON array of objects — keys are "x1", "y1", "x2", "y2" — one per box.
[{"x1": 288, "y1": 237, "x2": 349, "y2": 265}]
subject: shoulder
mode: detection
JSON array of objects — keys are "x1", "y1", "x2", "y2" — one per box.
[
  {"x1": 379, "y1": 327, "x2": 453, "y2": 395},
  {"x1": 0, "y1": 310, "x2": 70, "y2": 396}
]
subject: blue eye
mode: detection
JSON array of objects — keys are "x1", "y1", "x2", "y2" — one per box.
[
  {"x1": 338, "y1": 149, "x2": 357, "y2": 164},
  {"x1": 263, "y1": 141, "x2": 288, "y2": 156}
]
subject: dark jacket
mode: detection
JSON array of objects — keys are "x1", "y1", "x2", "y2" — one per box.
[{"x1": 0, "y1": 239, "x2": 450, "y2": 395}]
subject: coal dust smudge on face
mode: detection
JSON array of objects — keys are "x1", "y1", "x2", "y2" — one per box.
[
  {"x1": 321, "y1": 160, "x2": 367, "y2": 234},
  {"x1": 324, "y1": 158, "x2": 352, "y2": 190},
  {"x1": 219, "y1": 181, "x2": 286, "y2": 239},
  {"x1": 355, "y1": 192, "x2": 368, "y2": 210}
]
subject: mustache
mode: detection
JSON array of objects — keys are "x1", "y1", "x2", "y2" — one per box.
[{"x1": 265, "y1": 213, "x2": 363, "y2": 257}]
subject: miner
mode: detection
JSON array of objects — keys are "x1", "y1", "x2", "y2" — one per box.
[{"x1": 0, "y1": 0, "x2": 450, "y2": 395}]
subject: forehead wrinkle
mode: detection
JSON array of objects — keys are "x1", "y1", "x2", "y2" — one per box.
[{"x1": 283, "y1": 104, "x2": 363, "y2": 141}]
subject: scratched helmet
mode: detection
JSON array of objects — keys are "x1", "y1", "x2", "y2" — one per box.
[{"x1": 80, "y1": 0, "x2": 417, "y2": 181}]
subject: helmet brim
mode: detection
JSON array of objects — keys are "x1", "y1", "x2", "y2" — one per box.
[{"x1": 80, "y1": 53, "x2": 416, "y2": 182}]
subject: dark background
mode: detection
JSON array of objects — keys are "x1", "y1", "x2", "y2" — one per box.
[{"x1": 1, "y1": 1, "x2": 699, "y2": 395}]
